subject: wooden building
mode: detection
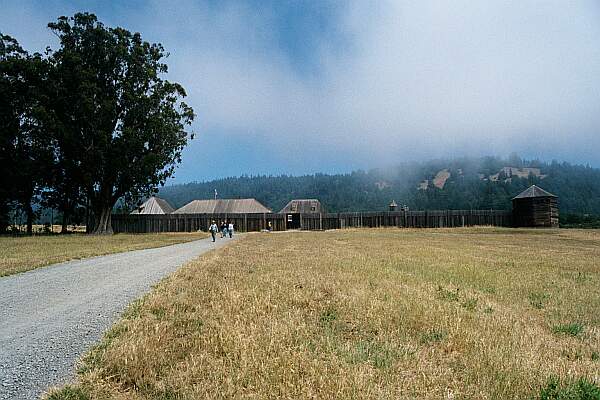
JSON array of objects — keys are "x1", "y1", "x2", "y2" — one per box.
[
  {"x1": 279, "y1": 199, "x2": 324, "y2": 229},
  {"x1": 131, "y1": 196, "x2": 174, "y2": 215},
  {"x1": 173, "y1": 198, "x2": 271, "y2": 214},
  {"x1": 512, "y1": 185, "x2": 559, "y2": 228}
]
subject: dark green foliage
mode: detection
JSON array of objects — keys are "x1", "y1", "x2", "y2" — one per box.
[
  {"x1": 0, "y1": 33, "x2": 54, "y2": 234},
  {"x1": 47, "y1": 13, "x2": 194, "y2": 234},
  {"x1": 560, "y1": 214, "x2": 600, "y2": 229},
  {"x1": 158, "y1": 156, "x2": 600, "y2": 217},
  {"x1": 537, "y1": 377, "x2": 600, "y2": 400},
  {"x1": 0, "y1": 13, "x2": 194, "y2": 234}
]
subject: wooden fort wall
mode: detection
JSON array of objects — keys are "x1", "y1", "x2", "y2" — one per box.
[{"x1": 111, "y1": 210, "x2": 512, "y2": 233}]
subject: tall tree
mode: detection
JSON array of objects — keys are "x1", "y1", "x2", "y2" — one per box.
[
  {"x1": 48, "y1": 13, "x2": 194, "y2": 234},
  {"x1": 0, "y1": 34, "x2": 22, "y2": 232},
  {"x1": 0, "y1": 34, "x2": 53, "y2": 234}
]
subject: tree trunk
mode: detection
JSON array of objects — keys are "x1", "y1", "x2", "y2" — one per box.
[
  {"x1": 61, "y1": 201, "x2": 70, "y2": 234},
  {"x1": 0, "y1": 217, "x2": 8, "y2": 234},
  {"x1": 26, "y1": 204, "x2": 34, "y2": 235},
  {"x1": 92, "y1": 205, "x2": 113, "y2": 235},
  {"x1": 0, "y1": 203, "x2": 9, "y2": 234},
  {"x1": 85, "y1": 194, "x2": 91, "y2": 234},
  {"x1": 61, "y1": 212, "x2": 69, "y2": 234}
]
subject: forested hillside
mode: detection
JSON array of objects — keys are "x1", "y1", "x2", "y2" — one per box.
[{"x1": 159, "y1": 156, "x2": 600, "y2": 215}]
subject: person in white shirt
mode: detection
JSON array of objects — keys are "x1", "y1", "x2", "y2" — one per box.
[
  {"x1": 228, "y1": 222, "x2": 234, "y2": 238},
  {"x1": 209, "y1": 221, "x2": 218, "y2": 242}
]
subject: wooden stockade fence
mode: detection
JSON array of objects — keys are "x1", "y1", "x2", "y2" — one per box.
[
  {"x1": 111, "y1": 213, "x2": 286, "y2": 234},
  {"x1": 111, "y1": 210, "x2": 512, "y2": 234}
]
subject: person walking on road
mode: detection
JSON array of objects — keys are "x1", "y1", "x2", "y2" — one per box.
[
  {"x1": 209, "y1": 221, "x2": 218, "y2": 242},
  {"x1": 228, "y1": 221, "x2": 234, "y2": 238},
  {"x1": 221, "y1": 221, "x2": 228, "y2": 238}
]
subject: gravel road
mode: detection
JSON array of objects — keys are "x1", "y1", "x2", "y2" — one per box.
[{"x1": 0, "y1": 236, "x2": 234, "y2": 400}]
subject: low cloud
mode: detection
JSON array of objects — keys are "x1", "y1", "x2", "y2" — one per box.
[
  {"x1": 3, "y1": 1, "x2": 600, "y2": 180},
  {"x1": 168, "y1": 0, "x2": 600, "y2": 170}
]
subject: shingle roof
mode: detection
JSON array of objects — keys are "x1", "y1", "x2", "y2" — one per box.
[
  {"x1": 513, "y1": 185, "x2": 557, "y2": 199},
  {"x1": 131, "y1": 196, "x2": 175, "y2": 214},
  {"x1": 279, "y1": 199, "x2": 324, "y2": 214},
  {"x1": 174, "y1": 199, "x2": 271, "y2": 214}
]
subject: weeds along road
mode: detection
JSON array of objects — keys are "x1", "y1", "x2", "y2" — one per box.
[{"x1": 0, "y1": 235, "x2": 237, "y2": 400}]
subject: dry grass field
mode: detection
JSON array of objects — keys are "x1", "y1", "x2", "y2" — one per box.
[
  {"x1": 48, "y1": 228, "x2": 600, "y2": 399},
  {"x1": 0, "y1": 232, "x2": 208, "y2": 277}
]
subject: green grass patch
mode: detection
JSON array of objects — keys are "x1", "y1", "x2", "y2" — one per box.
[
  {"x1": 420, "y1": 329, "x2": 447, "y2": 345},
  {"x1": 345, "y1": 339, "x2": 397, "y2": 369},
  {"x1": 45, "y1": 386, "x2": 90, "y2": 400},
  {"x1": 529, "y1": 292, "x2": 550, "y2": 309},
  {"x1": 461, "y1": 297, "x2": 478, "y2": 311},
  {"x1": 319, "y1": 307, "x2": 339, "y2": 325},
  {"x1": 553, "y1": 323, "x2": 584, "y2": 337},
  {"x1": 437, "y1": 285, "x2": 460, "y2": 302},
  {"x1": 537, "y1": 377, "x2": 600, "y2": 400}
]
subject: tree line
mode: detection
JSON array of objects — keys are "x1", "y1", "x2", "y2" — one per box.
[
  {"x1": 1, "y1": 13, "x2": 194, "y2": 234},
  {"x1": 158, "y1": 156, "x2": 600, "y2": 216}
]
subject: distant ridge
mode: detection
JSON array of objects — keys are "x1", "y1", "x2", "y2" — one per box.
[{"x1": 159, "y1": 156, "x2": 600, "y2": 215}]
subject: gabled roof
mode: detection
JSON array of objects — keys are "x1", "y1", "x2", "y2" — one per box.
[
  {"x1": 174, "y1": 198, "x2": 271, "y2": 214},
  {"x1": 131, "y1": 196, "x2": 175, "y2": 214},
  {"x1": 513, "y1": 185, "x2": 557, "y2": 199},
  {"x1": 279, "y1": 199, "x2": 324, "y2": 214}
]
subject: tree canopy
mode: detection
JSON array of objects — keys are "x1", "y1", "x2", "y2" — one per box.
[
  {"x1": 0, "y1": 13, "x2": 194, "y2": 234},
  {"x1": 0, "y1": 34, "x2": 53, "y2": 234}
]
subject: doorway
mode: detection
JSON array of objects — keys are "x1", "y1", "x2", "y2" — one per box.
[{"x1": 286, "y1": 214, "x2": 300, "y2": 229}]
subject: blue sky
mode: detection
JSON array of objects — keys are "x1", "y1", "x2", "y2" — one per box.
[{"x1": 2, "y1": 1, "x2": 600, "y2": 183}]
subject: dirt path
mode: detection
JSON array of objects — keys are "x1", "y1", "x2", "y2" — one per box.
[{"x1": 0, "y1": 236, "x2": 236, "y2": 400}]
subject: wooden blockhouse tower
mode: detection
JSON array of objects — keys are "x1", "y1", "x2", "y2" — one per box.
[{"x1": 512, "y1": 185, "x2": 559, "y2": 228}]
